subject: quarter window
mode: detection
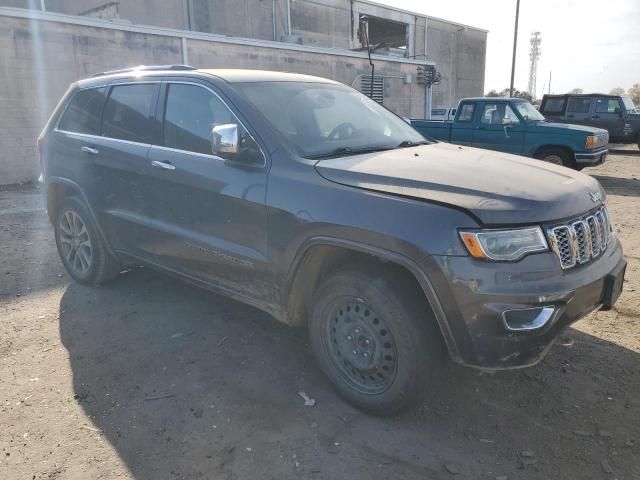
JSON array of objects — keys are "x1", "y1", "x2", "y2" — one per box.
[
  {"x1": 567, "y1": 97, "x2": 591, "y2": 114},
  {"x1": 457, "y1": 103, "x2": 475, "y2": 122},
  {"x1": 102, "y1": 84, "x2": 157, "y2": 143},
  {"x1": 58, "y1": 87, "x2": 106, "y2": 135},
  {"x1": 595, "y1": 97, "x2": 622, "y2": 113}
]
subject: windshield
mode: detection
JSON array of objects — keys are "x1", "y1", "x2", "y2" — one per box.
[
  {"x1": 621, "y1": 95, "x2": 638, "y2": 113},
  {"x1": 513, "y1": 101, "x2": 545, "y2": 121},
  {"x1": 233, "y1": 81, "x2": 428, "y2": 158}
]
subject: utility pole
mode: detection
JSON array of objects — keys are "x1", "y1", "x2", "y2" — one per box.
[
  {"x1": 509, "y1": 0, "x2": 521, "y2": 98},
  {"x1": 548, "y1": 71, "x2": 552, "y2": 94}
]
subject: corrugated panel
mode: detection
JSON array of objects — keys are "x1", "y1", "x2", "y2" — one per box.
[{"x1": 360, "y1": 75, "x2": 384, "y2": 104}]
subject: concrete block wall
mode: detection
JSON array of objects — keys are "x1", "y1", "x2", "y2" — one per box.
[
  {"x1": 0, "y1": 13, "x2": 427, "y2": 184},
  {"x1": 427, "y1": 18, "x2": 487, "y2": 109}
]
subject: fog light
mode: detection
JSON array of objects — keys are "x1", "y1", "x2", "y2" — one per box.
[{"x1": 502, "y1": 306, "x2": 556, "y2": 332}]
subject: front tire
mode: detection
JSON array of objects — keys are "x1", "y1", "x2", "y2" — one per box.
[
  {"x1": 308, "y1": 268, "x2": 444, "y2": 415},
  {"x1": 534, "y1": 147, "x2": 575, "y2": 168},
  {"x1": 54, "y1": 197, "x2": 121, "y2": 285}
]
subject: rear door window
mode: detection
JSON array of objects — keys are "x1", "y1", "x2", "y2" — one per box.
[
  {"x1": 58, "y1": 87, "x2": 106, "y2": 135},
  {"x1": 102, "y1": 84, "x2": 158, "y2": 143},
  {"x1": 567, "y1": 97, "x2": 592, "y2": 114},
  {"x1": 595, "y1": 97, "x2": 622, "y2": 113}
]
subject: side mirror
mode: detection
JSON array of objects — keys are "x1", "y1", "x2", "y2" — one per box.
[
  {"x1": 614, "y1": 107, "x2": 622, "y2": 115},
  {"x1": 211, "y1": 124, "x2": 239, "y2": 155}
]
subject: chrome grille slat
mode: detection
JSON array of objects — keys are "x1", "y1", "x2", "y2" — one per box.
[{"x1": 547, "y1": 206, "x2": 611, "y2": 269}]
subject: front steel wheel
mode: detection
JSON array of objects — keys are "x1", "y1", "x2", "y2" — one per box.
[
  {"x1": 308, "y1": 268, "x2": 444, "y2": 416},
  {"x1": 323, "y1": 299, "x2": 398, "y2": 395}
]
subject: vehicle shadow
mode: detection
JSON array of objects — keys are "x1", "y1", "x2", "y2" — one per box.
[
  {"x1": 59, "y1": 269, "x2": 640, "y2": 480},
  {"x1": 593, "y1": 175, "x2": 640, "y2": 198}
]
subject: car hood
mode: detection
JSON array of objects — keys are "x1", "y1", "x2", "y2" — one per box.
[
  {"x1": 535, "y1": 121, "x2": 608, "y2": 136},
  {"x1": 314, "y1": 142, "x2": 605, "y2": 225}
]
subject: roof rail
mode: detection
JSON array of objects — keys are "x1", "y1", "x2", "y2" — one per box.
[{"x1": 92, "y1": 65, "x2": 196, "y2": 77}]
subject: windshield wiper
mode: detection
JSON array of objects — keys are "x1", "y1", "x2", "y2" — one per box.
[
  {"x1": 307, "y1": 145, "x2": 394, "y2": 160},
  {"x1": 396, "y1": 140, "x2": 430, "y2": 148}
]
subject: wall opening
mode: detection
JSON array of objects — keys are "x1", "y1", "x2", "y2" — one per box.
[{"x1": 357, "y1": 13, "x2": 407, "y2": 57}]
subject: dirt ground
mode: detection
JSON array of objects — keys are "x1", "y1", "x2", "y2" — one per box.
[{"x1": 1, "y1": 154, "x2": 639, "y2": 480}]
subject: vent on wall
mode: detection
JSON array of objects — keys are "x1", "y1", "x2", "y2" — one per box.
[{"x1": 360, "y1": 75, "x2": 384, "y2": 104}]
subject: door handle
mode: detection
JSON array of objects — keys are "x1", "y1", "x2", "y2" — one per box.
[
  {"x1": 151, "y1": 160, "x2": 176, "y2": 171},
  {"x1": 81, "y1": 146, "x2": 99, "y2": 155},
  {"x1": 477, "y1": 126, "x2": 486, "y2": 130},
  {"x1": 591, "y1": 115, "x2": 600, "y2": 119},
  {"x1": 567, "y1": 114, "x2": 575, "y2": 118}
]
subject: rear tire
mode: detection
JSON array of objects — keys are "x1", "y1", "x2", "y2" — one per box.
[
  {"x1": 54, "y1": 197, "x2": 121, "y2": 286},
  {"x1": 308, "y1": 268, "x2": 444, "y2": 416},
  {"x1": 534, "y1": 147, "x2": 575, "y2": 168}
]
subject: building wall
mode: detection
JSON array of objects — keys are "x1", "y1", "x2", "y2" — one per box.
[
  {"x1": 0, "y1": 12, "x2": 427, "y2": 184},
  {"x1": 427, "y1": 18, "x2": 487, "y2": 108}
]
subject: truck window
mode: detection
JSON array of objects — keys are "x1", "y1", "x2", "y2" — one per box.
[
  {"x1": 542, "y1": 97, "x2": 566, "y2": 114},
  {"x1": 58, "y1": 87, "x2": 106, "y2": 135},
  {"x1": 457, "y1": 103, "x2": 475, "y2": 122},
  {"x1": 567, "y1": 97, "x2": 591, "y2": 114},
  {"x1": 595, "y1": 97, "x2": 622, "y2": 113},
  {"x1": 102, "y1": 84, "x2": 157, "y2": 143},
  {"x1": 481, "y1": 104, "x2": 519, "y2": 125}
]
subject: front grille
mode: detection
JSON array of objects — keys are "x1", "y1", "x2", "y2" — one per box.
[{"x1": 547, "y1": 206, "x2": 611, "y2": 269}]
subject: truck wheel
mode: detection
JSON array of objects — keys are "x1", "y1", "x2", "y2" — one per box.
[
  {"x1": 54, "y1": 197, "x2": 121, "y2": 286},
  {"x1": 535, "y1": 148, "x2": 574, "y2": 168},
  {"x1": 308, "y1": 268, "x2": 444, "y2": 415}
]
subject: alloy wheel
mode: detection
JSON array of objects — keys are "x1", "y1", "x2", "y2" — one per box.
[{"x1": 59, "y1": 210, "x2": 93, "y2": 274}]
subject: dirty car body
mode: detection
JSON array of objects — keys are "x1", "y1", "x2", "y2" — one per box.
[{"x1": 39, "y1": 67, "x2": 626, "y2": 413}]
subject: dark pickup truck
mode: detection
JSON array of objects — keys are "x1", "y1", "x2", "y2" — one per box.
[
  {"x1": 540, "y1": 93, "x2": 640, "y2": 148},
  {"x1": 412, "y1": 97, "x2": 609, "y2": 169},
  {"x1": 40, "y1": 67, "x2": 626, "y2": 415}
]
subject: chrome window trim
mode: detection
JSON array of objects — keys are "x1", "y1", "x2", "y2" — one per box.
[
  {"x1": 53, "y1": 129, "x2": 152, "y2": 149},
  {"x1": 159, "y1": 80, "x2": 267, "y2": 168}
]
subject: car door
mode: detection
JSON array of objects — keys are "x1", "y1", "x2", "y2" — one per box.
[
  {"x1": 450, "y1": 102, "x2": 475, "y2": 145},
  {"x1": 144, "y1": 81, "x2": 270, "y2": 299},
  {"x1": 591, "y1": 97, "x2": 624, "y2": 137},
  {"x1": 471, "y1": 103, "x2": 525, "y2": 154},
  {"x1": 87, "y1": 81, "x2": 162, "y2": 261},
  {"x1": 565, "y1": 96, "x2": 592, "y2": 124}
]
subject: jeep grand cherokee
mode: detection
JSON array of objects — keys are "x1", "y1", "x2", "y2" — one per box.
[{"x1": 39, "y1": 66, "x2": 627, "y2": 415}]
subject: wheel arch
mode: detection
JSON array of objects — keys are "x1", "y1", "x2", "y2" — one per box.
[
  {"x1": 46, "y1": 177, "x2": 117, "y2": 258},
  {"x1": 283, "y1": 237, "x2": 462, "y2": 362}
]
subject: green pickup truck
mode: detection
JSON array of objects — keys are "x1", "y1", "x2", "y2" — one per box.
[{"x1": 411, "y1": 98, "x2": 609, "y2": 170}]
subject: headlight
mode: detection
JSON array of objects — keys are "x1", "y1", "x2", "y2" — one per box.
[
  {"x1": 585, "y1": 134, "x2": 607, "y2": 149},
  {"x1": 459, "y1": 227, "x2": 548, "y2": 261}
]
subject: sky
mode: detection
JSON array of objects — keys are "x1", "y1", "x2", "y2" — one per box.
[{"x1": 380, "y1": 0, "x2": 640, "y2": 97}]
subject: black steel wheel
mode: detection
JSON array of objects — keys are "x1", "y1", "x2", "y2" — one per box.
[
  {"x1": 308, "y1": 268, "x2": 444, "y2": 416},
  {"x1": 324, "y1": 298, "x2": 398, "y2": 395}
]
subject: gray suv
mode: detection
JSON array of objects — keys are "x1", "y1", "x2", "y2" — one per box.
[{"x1": 39, "y1": 66, "x2": 627, "y2": 415}]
